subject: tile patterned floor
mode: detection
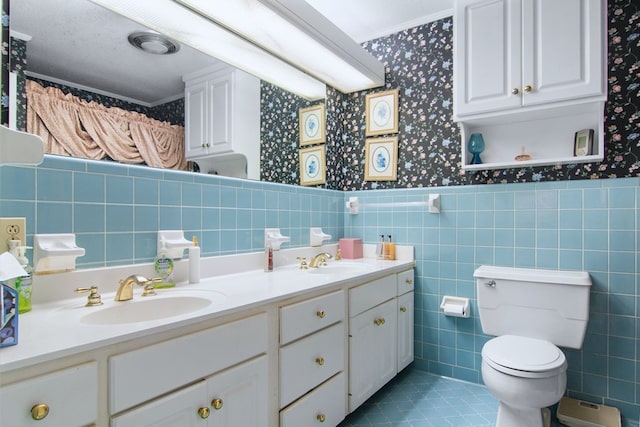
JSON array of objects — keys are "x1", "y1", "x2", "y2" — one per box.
[{"x1": 339, "y1": 367, "x2": 563, "y2": 427}]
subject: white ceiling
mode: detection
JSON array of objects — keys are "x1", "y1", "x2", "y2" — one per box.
[{"x1": 11, "y1": 0, "x2": 453, "y2": 106}]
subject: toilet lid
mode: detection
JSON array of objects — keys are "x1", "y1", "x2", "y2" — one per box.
[{"x1": 483, "y1": 335, "x2": 566, "y2": 377}]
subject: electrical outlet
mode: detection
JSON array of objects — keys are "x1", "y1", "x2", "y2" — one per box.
[{"x1": 0, "y1": 217, "x2": 27, "y2": 253}]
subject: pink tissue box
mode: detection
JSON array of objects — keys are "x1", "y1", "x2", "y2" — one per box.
[{"x1": 339, "y1": 238, "x2": 363, "y2": 259}]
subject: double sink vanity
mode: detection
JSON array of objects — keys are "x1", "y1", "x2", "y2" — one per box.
[{"x1": 0, "y1": 244, "x2": 414, "y2": 426}]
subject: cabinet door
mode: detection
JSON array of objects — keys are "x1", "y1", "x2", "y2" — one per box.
[
  {"x1": 0, "y1": 362, "x2": 98, "y2": 427},
  {"x1": 348, "y1": 298, "x2": 397, "y2": 412},
  {"x1": 208, "y1": 75, "x2": 233, "y2": 154},
  {"x1": 111, "y1": 381, "x2": 208, "y2": 427},
  {"x1": 454, "y1": 0, "x2": 522, "y2": 117},
  {"x1": 522, "y1": 0, "x2": 604, "y2": 106},
  {"x1": 207, "y1": 355, "x2": 268, "y2": 427},
  {"x1": 185, "y1": 81, "x2": 209, "y2": 158},
  {"x1": 397, "y1": 291, "x2": 415, "y2": 372}
]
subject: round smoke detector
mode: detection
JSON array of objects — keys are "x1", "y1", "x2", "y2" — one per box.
[{"x1": 128, "y1": 32, "x2": 180, "y2": 55}]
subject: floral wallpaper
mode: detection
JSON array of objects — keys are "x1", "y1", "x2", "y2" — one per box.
[
  {"x1": 261, "y1": 0, "x2": 640, "y2": 189},
  {"x1": 1, "y1": 0, "x2": 9, "y2": 127}
]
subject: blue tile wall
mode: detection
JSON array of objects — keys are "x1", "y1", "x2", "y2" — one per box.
[
  {"x1": 0, "y1": 155, "x2": 344, "y2": 268},
  {"x1": 344, "y1": 177, "x2": 640, "y2": 425}
]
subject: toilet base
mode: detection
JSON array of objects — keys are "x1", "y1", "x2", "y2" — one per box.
[{"x1": 496, "y1": 403, "x2": 551, "y2": 427}]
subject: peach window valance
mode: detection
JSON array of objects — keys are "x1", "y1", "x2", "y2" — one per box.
[{"x1": 26, "y1": 79, "x2": 188, "y2": 170}]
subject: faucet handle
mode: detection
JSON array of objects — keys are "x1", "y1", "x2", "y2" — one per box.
[
  {"x1": 141, "y1": 277, "x2": 163, "y2": 297},
  {"x1": 296, "y1": 257, "x2": 308, "y2": 270},
  {"x1": 74, "y1": 286, "x2": 104, "y2": 306},
  {"x1": 335, "y1": 248, "x2": 342, "y2": 261}
]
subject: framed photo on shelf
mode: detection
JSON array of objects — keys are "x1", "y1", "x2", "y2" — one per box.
[
  {"x1": 299, "y1": 104, "x2": 326, "y2": 146},
  {"x1": 365, "y1": 89, "x2": 399, "y2": 136},
  {"x1": 299, "y1": 145, "x2": 326, "y2": 186},
  {"x1": 364, "y1": 137, "x2": 398, "y2": 181},
  {"x1": 573, "y1": 129, "x2": 594, "y2": 157}
]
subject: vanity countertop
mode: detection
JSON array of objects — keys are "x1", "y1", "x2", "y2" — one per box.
[{"x1": 0, "y1": 253, "x2": 414, "y2": 373}]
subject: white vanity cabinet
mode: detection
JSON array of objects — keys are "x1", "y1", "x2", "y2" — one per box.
[
  {"x1": 109, "y1": 313, "x2": 268, "y2": 426},
  {"x1": 111, "y1": 355, "x2": 268, "y2": 427},
  {"x1": 454, "y1": 0, "x2": 606, "y2": 170},
  {"x1": 183, "y1": 65, "x2": 260, "y2": 179},
  {"x1": 0, "y1": 361, "x2": 98, "y2": 426},
  {"x1": 348, "y1": 275, "x2": 398, "y2": 412},
  {"x1": 396, "y1": 269, "x2": 415, "y2": 372},
  {"x1": 279, "y1": 290, "x2": 347, "y2": 426}
]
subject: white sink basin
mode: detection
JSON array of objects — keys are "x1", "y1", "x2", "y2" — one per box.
[
  {"x1": 80, "y1": 295, "x2": 214, "y2": 325},
  {"x1": 307, "y1": 262, "x2": 370, "y2": 275}
]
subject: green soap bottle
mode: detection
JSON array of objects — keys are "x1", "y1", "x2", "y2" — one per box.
[{"x1": 154, "y1": 244, "x2": 175, "y2": 288}]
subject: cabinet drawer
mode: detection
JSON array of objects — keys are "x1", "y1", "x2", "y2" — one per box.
[
  {"x1": 280, "y1": 372, "x2": 346, "y2": 427},
  {"x1": 349, "y1": 274, "x2": 396, "y2": 317},
  {"x1": 110, "y1": 312, "x2": 267, "y2": 414},
  {"x1": 280, "y1": 322, "x2": 345, "y2": 408},
  {"x1": 280, "y1": 290, "x2": 345, "y2": 345},
  {"x1": 397, "y1": 269, "x2": 414, "y2": 295},
  {"x1": 0, "y1": 362, "x2": 98, "y2": 426}
]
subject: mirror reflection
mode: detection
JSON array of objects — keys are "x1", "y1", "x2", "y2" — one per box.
[{"x1": 11, "y1": 0, "x2": 325, "y2": 182}]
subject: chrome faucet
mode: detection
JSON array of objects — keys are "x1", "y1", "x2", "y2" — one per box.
[
  {"x1": 309, "y1": 252, "x2": 332, "y2": 268},
  {"x1": 115, "y1": 275, "x2": 161, "y2": 301}
]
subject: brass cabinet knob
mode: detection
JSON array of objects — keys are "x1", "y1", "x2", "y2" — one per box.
[
  {"x1": 374, "y1": 318, "x2": 385, "y2": 326},
  {"x1": 524, "y1": 85, "x2": 532, "y2": 92},
  {"x1": 512, "y1": 87, "x2": 520, "y2": 95},
  {"x1": 405, "y1": 278, "x2": 413, "y2": 285},
  {"x1": 400, "y1": 306, "x2": 407, "y2": 312},
  {"x1": 316, "y1": 310, "x2": 325, "y2": 318},
  {"x1": 315, "y1": 357, "x2": 325, "y2": 366},
  {"x1": 31, "y1": 403, "x2": 50, "y2": 420},
  {"x1": 201, "y1": 143, "x2": 206, "y2": 148},
  {"x1": 317, "y1": 413, "x2": 326, "y2": 422},
  {"x1": 211, "y1": 398, "x2": 223, "y2": 410},
  {"x1": 198, "y1": 407, "x2": 210, "y2": 419}
]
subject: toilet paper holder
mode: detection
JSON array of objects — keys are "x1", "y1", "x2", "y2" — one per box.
[{"x1": 440, "y1": 296, "x2": 470, "y2": 318}]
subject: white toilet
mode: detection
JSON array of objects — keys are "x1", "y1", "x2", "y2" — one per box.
[{"x1": 474, "y1": 265, "x2": 592, "y2": 427}]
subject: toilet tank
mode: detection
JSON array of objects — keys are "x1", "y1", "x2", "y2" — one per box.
[{"x1": 474, "y1": 265, "x2": 591, "y2": 349}]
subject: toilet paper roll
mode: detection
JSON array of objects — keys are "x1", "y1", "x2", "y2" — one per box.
[{"x1": 442, "y1": 303, "x2": 464, "y2": 317}]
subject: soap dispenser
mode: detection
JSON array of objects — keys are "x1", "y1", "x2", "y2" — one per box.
[
  {"x1": 7, "y1": 239, "x2": 33, "y2": 313},
  {"x1": 154, "y1": 243, "x2": 175, "y2": 288}
]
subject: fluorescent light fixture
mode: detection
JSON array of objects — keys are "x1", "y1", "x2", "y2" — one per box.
[
  {"x1": 177, "y1": 0, "x2": 385, "y2": 93},
  {"x1": 88, "y1": 0, "x2": 327, "y2": 99}
]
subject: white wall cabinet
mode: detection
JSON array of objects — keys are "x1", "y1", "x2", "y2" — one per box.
[
  {"x1": 111, "y1": 356, "x2": 268, "y2": 427},
  {"x1": 454, "y1": 0, "x2": 606, "y2": 170},
  {"x1": 183, "y1": 65, "x2": 260, "y2": 179},
  {"x1": 0, "y1": 362, "x2": 98, "y2": 427}
]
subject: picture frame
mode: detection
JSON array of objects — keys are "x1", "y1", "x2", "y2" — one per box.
[
  {"x1": 365, "y1": 137, "x2": 398, "y2": 181},
  {"x1": 365, "y1": 89, "x2": 399, "y2": 136},
  {"x1": 299, "y1": 104, "x2": 326, "y2": 146},
  {"x1": 573, "y1": 129, "x2": 594, "y2": 157},
  {"x1": 299, "y1": 145, "x2": 326, "y2": 186}
]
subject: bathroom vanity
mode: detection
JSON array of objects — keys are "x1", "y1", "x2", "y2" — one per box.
[{"x1": 0, "y1": 245, "x2": 414, "y2": 426}]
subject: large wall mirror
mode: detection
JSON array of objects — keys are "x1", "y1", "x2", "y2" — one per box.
[{"x1": 11, "y1": 0, "x2": 325, "y2": 183}]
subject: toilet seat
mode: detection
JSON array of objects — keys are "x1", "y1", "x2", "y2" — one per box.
[{"x1": 482, "y1": 335, "x2": 567, "y2": 379}]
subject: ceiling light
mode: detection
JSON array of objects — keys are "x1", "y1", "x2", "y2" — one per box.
[
  {"x1": 88, "y1": 0, "x2": 383, "y2": 99},
  {"x1": 128, "y1": 31, "x2": 180, "y2": 55}
]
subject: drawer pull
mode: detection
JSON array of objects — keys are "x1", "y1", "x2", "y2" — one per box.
[
  {"x1": 315, "y1": 357, "x2": 325, "y2": 366},
  {"x1": 400, "y1": 306, "x2": 407, "y2": 312},
  {"x1": 374, "y1": 318, "x2": 386, "y2": 326},
  {"x1": 524, "y1": 85, "x2": 532, "y2": 93},
  {"x1": 198, "y1": 407, "x2": 210, "y2": 419},
  {"x1": 405, "y1": 278, "x2": 413, "y2": 285},
  {"x1": 211, "y1": 398, "x2": 223, "y2": 410},
  {"x1": 317, "y1": 413, "x2": 326, "y2": 422},
  {"x1": 316, "y1": 310, "x2": 325, "y2": 318},
  {"x1": 31, "y1": 403, "x2": 49, "y2": 420}
]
